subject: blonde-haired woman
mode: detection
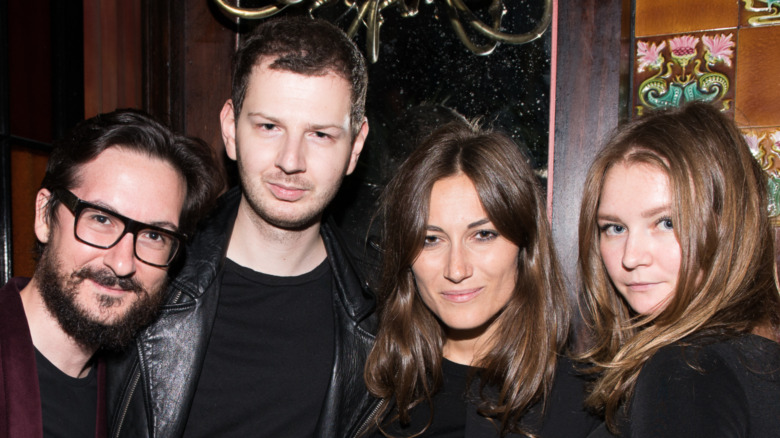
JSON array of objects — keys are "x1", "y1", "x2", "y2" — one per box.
[{"x1": 578, "y1": 102, "x2": 780, "y2": 437}]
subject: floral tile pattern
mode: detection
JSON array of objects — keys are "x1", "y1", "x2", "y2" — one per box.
[
  {"x1": 631, "y1": 1, "x2": 780, "y2": 223},
  {"x1": 741, "y1": 0, "x2": 780, "y2": 27},
  {"x1": 743, "y1": 127, "x2": 780, "y2": 218},
  {"x1": 633, "y1": 32, "x2": 736, "y2": 117}
]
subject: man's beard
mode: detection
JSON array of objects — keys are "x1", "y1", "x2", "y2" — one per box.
[{"x1": 35, "y1": 245, "x2": 166, "y2": 351}]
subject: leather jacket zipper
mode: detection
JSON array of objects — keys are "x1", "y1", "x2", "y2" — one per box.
[
  {"x1": 352, "y1": 398, "x2": 386, "y2": 438},
  {"x1": 112, "y1": 289, "x2": 183, "y2": 437},
  {"x1": 113, "y1": 369, "x2": 141, "y2": 438}
]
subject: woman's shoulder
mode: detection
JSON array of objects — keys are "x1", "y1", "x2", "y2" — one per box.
[
  {"x1": 645, "y1": 334, "x2": 780, "y2": 378},
  {"x1": 706, "y1": 333, "x2": 780, "y2": 369},
  {"x1": 629, "y1": 334, "x2": 780, "y2": 437},
  {"x1": 639, "y1": 334, "x2": 780, "y2": 403}
]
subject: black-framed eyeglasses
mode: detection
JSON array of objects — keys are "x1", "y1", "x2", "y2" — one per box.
[{"x1": 54, "y1": 189, "x2": 186, "y2": 267}]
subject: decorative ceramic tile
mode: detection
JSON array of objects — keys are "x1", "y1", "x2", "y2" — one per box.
[
  {"x1": 740, "y1": 0, "x2": 780, "y2": 27},
  {"x1": 743, "y1": 127, "x2": 780, "y2": 217},
  {"x1": 744, "y1": 127, "x2": 780, "y2": 174},
  {"x1": 635, "y1": 0, "x2": 740, "y2": 37},
  {"x1": 734, "y1": 26, "x2": 780, "y2": 127},
  {"x1": 633, "y1": 32, "x2": 736, "y2": 117}
]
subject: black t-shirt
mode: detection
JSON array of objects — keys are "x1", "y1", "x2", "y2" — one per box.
[
  {"x1": 184, "y1": 258, "x2": 335, "y2": 437},
  {"x1": 374, "y1": 357, "x2": 599, "y2": 437},
  {"x1": 373, "y1": 358, "x2": 468, "y2": 438},
  {"x1": 588, "y1": 334, "x2": 780, "y2": 438},
  {"x1": 35, "y1": 349, "x2": 97, "y2": 438}
]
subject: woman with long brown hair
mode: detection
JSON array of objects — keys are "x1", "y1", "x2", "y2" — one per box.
[
  {"x1": 578, "y1": 102, "x2": 780, "y2": 437},
  {"x1": 361, "y1": 121, "x2": 598, "y2": 437}
]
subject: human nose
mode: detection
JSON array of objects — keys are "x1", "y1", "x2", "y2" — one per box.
[
  {"x1": 275, "y1": 134, "x2": 306, "y2": 174},
  {"x1": 621, "y1": 231, "x2": 651, "y2": 270},
  {"x1": 102, "y1": 233, "x2": 137, "y2": 277},
  {"x1": 444, "y1": 243, "x2": 472, "y2": 283}
]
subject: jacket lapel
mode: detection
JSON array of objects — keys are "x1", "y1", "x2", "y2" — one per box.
[{"x1": 0, "y1": 278, "x2": 43, "y2": 438}]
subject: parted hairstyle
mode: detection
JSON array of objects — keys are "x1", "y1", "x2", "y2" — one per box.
[
  {"x1": 37, "y1": 108, "x2": 223, "y2": 258},
  {"x1": 231, "y1": 16, "x2": 368, "y2": 137},
  {"x1": 365, "y1": 121, "x2": 571, "y2": 437},
  {"x1": 577, "y1": 102, "x2": 780, "y2": 431}
]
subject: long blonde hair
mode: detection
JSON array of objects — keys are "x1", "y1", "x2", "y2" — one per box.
[{"x1": 577, "y1": 102, "x2": 780, "y2": 431}]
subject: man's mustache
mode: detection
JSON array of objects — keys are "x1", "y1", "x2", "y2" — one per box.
[{"x1": 72, "y1": 266, "x2": 144, "y2": 295}]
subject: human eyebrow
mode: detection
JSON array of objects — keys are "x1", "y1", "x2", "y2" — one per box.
[
  {"x1": 641, "y1": 205, "x2": 672, "y2": 219},
  {"x1": 596, "y1": 213, "x2": 621, "y2": 223},
  {"x1": 246, "y1": 112, "x2": 281, "y2": 124},
  {"x1": 467, "y1": 218, "x2": 491, "y2": 229},
  {"x1": 307, "y1": 123, "x2": 347, "y2": 136},
  {"x1": 85, "y1": 199, "x2": 123, "y2": 216},
  {"x1": 425, "y1": 225, "x2": 444, "y2": 232},
  {"x1": 147, "y1": 221, "x2": 180, "y2": 232}
]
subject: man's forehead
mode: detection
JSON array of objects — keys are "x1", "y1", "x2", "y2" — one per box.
[
  {"x1": 68, "y1": 147, "x2": 186, "y2": 226},
  {"x1": 253, "y1": 56, "x2": 349, "y2": 85},
  {"x1": 243, "y1": 64, "x2": 353, "y2": 129}
]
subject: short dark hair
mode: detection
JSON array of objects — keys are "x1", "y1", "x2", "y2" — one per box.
[
  {"x1": 38, "y1": 109, "x2": 223, "y2": 257},
  {"x1": 231, "y1": 16, "x2": 368, "y2": 136}
]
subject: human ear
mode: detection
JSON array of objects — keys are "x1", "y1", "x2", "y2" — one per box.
[
  {"x1": 346, "y1": 118, "x2": 369, "y2": 175},
  {"x1": 221, "y1": 99, "x2": 237, "y2": 161},
  {"x1": 34, "y1": 188, "x2": 53, "y2": 243}
]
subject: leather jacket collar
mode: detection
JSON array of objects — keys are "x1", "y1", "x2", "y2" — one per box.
[{"x1": 106, "y1": 187, "x2": 378, "y2": 437}]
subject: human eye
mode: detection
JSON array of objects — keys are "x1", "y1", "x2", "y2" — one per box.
[
  {"x1": 474, "y1": 230, "x2": 498, "y2": 242},
  {"x1": 252, "y1": 121, "x2": 278, "y2": 133},
  {"x1": 83, "y1": 209, "x2": 117, "y2": 229},
  {"x1": 658, "y1": 217, "x2": 673, "y2": 231},
  {"x1": 423, "y1": 235, "x2": 440, "y2": 248},
  {"x1": 138, "y1": 229, "x2": 171, "y2": 249},
  {"x1": 89, "y1": 213, "x2": 112, "y2": 225},
  {"x1": 309, "y1": 130, "x2": 337, "y2": 143},
  {"x1": 599, "y1": 223, "x2": 625, "y2": 236}
]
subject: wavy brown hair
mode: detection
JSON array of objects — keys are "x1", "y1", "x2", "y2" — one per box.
[
  {"x1": 577, "y1": 102, "x2": 780, "y2": 431},
  {"x1": 365, "y1": 121, "x2": 570, "y2": 437}
]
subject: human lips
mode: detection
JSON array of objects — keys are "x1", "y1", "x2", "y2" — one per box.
[
  {"x1": 624, "y1": 282, "x2": 661, "y2": 292},
  {"x1": 266, "y1": 181, "x2": 309, "y2": 201},
  {"x1": 440, "y1": 287, "x2": 483, "y2": 303},
  {"x1": 88, "y1": 279, "x2": 133, "y2": 296}
]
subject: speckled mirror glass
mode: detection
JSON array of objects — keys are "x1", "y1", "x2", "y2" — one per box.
[{"x1": 236, "y1": 1, "x2": 552, "y2": 238}]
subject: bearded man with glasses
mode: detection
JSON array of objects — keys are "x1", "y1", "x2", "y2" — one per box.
[{"x1": 0, "y1": 109, "x2": 221, "y2": 438}]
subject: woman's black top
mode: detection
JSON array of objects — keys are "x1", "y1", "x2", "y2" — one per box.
[
  {"x1": 372, "y1": 357, "x2": 599, "y2": 437},
  {"x1": 587, "y1": 334, "x2": 780, "y2": 438}
]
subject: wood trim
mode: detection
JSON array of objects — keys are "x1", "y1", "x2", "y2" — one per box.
[
  {"x1": 83, "y1": 0, "x2": 142, "y2": 118},
  {"x1": 551, "y1": 0, "x2": 623, "y2": 295},
  {"x1": 0, "y1": 0, "x2": 11, "y2": 284},
  {"x1": 142, "y1": 0, "x2": 235, "y2": 159}
]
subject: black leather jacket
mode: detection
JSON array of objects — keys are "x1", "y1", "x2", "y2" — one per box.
[{"x1": 105, "y1": 187, "x2": 379, "y2": 437}]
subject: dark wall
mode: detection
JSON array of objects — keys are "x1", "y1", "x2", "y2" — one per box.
[{"x1": 551, "y1": 0, "x2": 624, "y2": 331}]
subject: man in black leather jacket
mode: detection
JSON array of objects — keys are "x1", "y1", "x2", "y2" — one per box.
[{"x1": 106, "y1": 17, "x2": 378, "y2": 437}]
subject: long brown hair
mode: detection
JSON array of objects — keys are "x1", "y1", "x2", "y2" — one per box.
[
  {"x1": 578, "y1": 102, "x2": 780, "y2": 431},
  {"x1": 365, "y1": 121, "x2": 570, "y2": 436}
]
